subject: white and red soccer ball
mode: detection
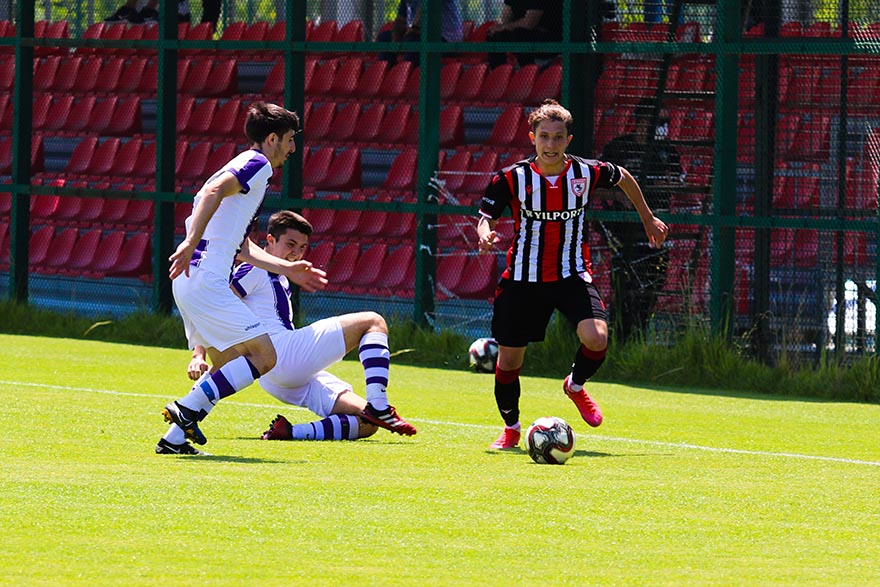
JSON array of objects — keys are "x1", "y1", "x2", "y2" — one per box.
[
  {"x1": 468, "y1": 337, "x2": 499, "y2": 373},
  {"x1": 525, "y1": 416, "x2": 576, "y2": 465}
]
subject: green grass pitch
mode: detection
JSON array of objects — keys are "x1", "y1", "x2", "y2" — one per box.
[{"x1": 1, "y1": 333, "x2": 878, "y2": 586}]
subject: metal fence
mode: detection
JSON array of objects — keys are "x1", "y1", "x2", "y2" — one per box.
[{"x1": 1, "y1": 0, "x2": 879, "y2": 366}]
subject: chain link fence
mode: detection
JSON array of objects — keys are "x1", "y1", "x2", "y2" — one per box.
[{"x1": 1, "y1": 0, "x2": 878, "y2": 367}]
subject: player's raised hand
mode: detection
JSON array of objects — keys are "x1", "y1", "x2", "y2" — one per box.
[
  {"x1": 645, "y1": 216, "x2": 669, "y2": 249},
  {"x1": 168, "y1": 239, "x2": 197, "y2": 279},
  {"x1": 284, "y1": 260, "x2": 328, "y2": 292}
]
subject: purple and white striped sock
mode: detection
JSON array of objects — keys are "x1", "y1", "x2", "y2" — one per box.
[
  {"x1": 292, "y1": 415, "x2": 360, "y2": 440},
  {"x1": 359, "y1": 331, "x2": 390, "y2": 410},
  {"x1": 178, "y1": 356, "x2": 260, "y2": 415}
]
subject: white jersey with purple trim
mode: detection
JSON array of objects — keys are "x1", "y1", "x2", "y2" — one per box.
[
  {"x1": 231, "y1": 262, "x2": 293, "y2": 337},
  {"x1": 186, "y1": 149, "x2": 274, "y2": 278}
]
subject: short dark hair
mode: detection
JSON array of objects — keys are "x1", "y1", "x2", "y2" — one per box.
[
  {"x1": 267, "y1": 210, "x2": 313, "y2": 239},
  {"x1": 527, "y1": 99, "x2": 573, "y2": 133},
  {"x1": 245, "y1": 102, "x2": 301, "y2": 145}
]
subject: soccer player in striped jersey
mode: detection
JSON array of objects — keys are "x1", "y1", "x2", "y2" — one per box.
[
  {"x1": 186, "y1": 210, "x2": 417, "y2": 441},
  {"x1": 476, "y1": 99, "x2": 669, "y2": 450},
  {"x1": 157, "y1": 102, "x2": 328, "y2": 455}
]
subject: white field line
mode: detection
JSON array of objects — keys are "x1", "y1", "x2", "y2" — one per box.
[{"x1": 5, "y1": 379, "x2": 880, "y2": 467}]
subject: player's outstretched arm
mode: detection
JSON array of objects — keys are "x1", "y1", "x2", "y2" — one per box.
[
  {"x1": 616, "y1": 166, "x2": 669, "y2": 249},
  {"x1": 238, "y1": 238, "x2": 328, "y2": 292},
  {"x1": 169, "y1": 172, "x2": 243, "y2": 279}
]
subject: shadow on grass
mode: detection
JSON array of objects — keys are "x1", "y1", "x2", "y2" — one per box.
[{"x1": 170, "y1": 454, "x2": 291, "y2": 464}]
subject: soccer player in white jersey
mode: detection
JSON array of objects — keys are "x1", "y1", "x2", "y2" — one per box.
[
  {"x1": 185, "y1": 210, "x2": 417, "y2": 441},
  {"x1": 476, "y1": 99, "x2": 669, "y2": 450},
  {"x1": 157, "y1": 102, "x2": 328, "y2": 455}
]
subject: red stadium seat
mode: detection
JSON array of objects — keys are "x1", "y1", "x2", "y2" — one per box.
[
  {"x1": 381, "y1": 149, "x2": 418, "y2": 192},
  {"x1": 479, "y1": 63, "x2": 514, "y2": 103},
  {"x1": 327, "y1": 242, "x2": 359, "y2": 285},
  {"x1": 84, "y1": 230, "x2": 125, "y2": 278},
  {"x1": 332, "y1": 102, "x2": 360, "y2": 143},
  {"x1": 306, "y1": 58, "x2": 338, "y2": 95},
  {"x1": 439, "y1": 105, "x2": 465, "y2": 148},
  {"x1": 308, "y1": 20, "x2": 337, "y2": 42},
  {"x1": 370, "y1": 244, "x2": 414, "y2": 296},
  {"x1": 329, "y1": 57, "x2": 362, "y2": 97},
  {"x1": 438, "y1": 149, "x2": 472, "y2": 194},
  {"x1": 63, "y1": 95, "x2": 98, "y2": 134},
  {"x1": 486, "y1": 105, "x2": 531, "y2": 149},
  {"x1": 451, "y1": 63, "x2": 487, "y2": 102},
  {"x1": 436, "y1": 252, "x2": 468, "y2": 298},
  {"x1": 322, "y1": 148, "x2": 361, "y2": 191},
  {"x1": 123, "y1": 200, "x2": 154, "y2": 230},
  {"x1": 177, "y1": 141, "x2": 211, "y2": 183},
  {"x1": 84, "y1": 137, "x2": 121, "y2": 177},
  {"x1": 104, "y1": 96, "x2": 141, "y2": 136},
  {"x1": 207, "y1": 98, "x2": 243, "y2": 138},
  {"x1": 350, "y1": 103, "x2": 386, "y2": 144},
  {"x1": 374, "y1": 104, "x2": 412, "y2": 144},
  {"x1": 28, "y1": 225, "x2": 54, "y2": 268},
  {"x1": 305, "y1": 240, "x2": 334, "y2": 271},
  {"x1": 302, "y1": 147, "x2": 334, "y2": 188},
  {"x1": 354, "y1": 60, "x2": 387, "y2": 101},
  {"x1": 528, "y1": 63, "x2": 562, "y2": 103},
  {"x1": 74, "y1": 197, "x2": 106, "y2": 228},
  {"x1": 505, "y1": 64, "x2": 539, "y2": 103},
  {"x1": 39, "y1": 227, "x2": 78, "y2": 273},
  {"x1": 202, "y1": 143, "x2": 235, "y2": 178},
  {"x1": 33, "y1": 56, "x2": 60, "y2": 93},
  {"x1": 439, "y1": 62, "x2": 463, "y2": 100},
  {"x1": 307, "y1": 101, "x2": 335, "y2": 142},
  {"x1": 377, "y1": 61, "x2": 412, "y2": 99},
  {"x1": 30, "y1": 194, "x2": 59, "y2": 221},
  {"x1": 64, "y1": 136, "x2": 99, "y2": 175},
  {"x1": 304, "y1": 207, "x2": 335, "y2": 235},
  {"x1": 382, "y1": 212, "x2": 416, "y2": 243},
  {"x1": 52, "y1": 56, "x2": 82, "y2": 93},
  {"x1": 263, "y1": 61, "x2": 285, "y2": 95},
  {"x1": 119, "y1": 56, "x2": 148, "y2": 94},
  {"x1": 184, "y1": 97, "x2": 219, "y2": 136},
  {"x1": 335, "y1": 20, "x2": 364, "y2": 43},
  {"x1": 456, "y1": 253, "x2": 497, "y2": 299},
  {"x1": 94, "y1": 56, "x2": 126, "y2": 93},
  {"x1": 219, "y1": 21, "x2": 246, "y2": 42},
  {"x1": 460, "y1": 151, "x2": 498, "y2": 195},
  {"x1": 85, "y1": 96, "x2": 119, "y2": 135},
  {"x1": 58, "y1": 228, "x2": 100, "y2": 275},
  {"x1": 110, "y1": 231, "x2": 151, "y2": 278},
  {"x1": 0, "y1": 56, "x2": 13, "y2": 92},
  {"x1": 344, "y1": 243, "x2": 387, "y2": 290}
]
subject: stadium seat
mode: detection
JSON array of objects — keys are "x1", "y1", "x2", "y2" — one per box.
[
  {"x1": 0, "y1": 137, "x2": 11, "y2": 174},
  {"x1": 123, "y1": 200, "x2": 154, "y2": 230},
  {"x1": 505, "y1": 64, "x2": 539, "y2": 103},
  {"x1": 33, "y1": 56, "x2": 60, "y2": 93},
  {"x1": 350, "y1": 103, "x2": 385, "y2": 144},
  {"x1": 304, "y1": 207, "x2": 335, "y2": 235},
  {"x1": 374, "y1": 104, "x2": 412, "y2": 145},
  {"x1": 327, "y1": 241, "x2": 359, "y2": 286},
  {"x1": 377, "y1": 61, "x2": 412, "y2": 100},
  {"x1": 52, "y1": 56, "x2": 81, "y2": 93},
  {"x1": 437, "y1": 214, "x2": 474, "y2": 247},
  {"x1": 177, "y1": 141, "x2": 211, "y2": 183},
  {"x1": 207, "y1": 98, "x2": 243, "y2": 138},
  {"x1": 302, "y1": 146, "x2": 334, "y2": 188},
  {"x1": 460, "y1": 151, "x2": 498, "y2": 195},
  {"x1": 0, "y1": 220, "x2": 7, "y2": 270},
  {"x1": 436, "y1": 252, "x2": 468, "y2": 298},
  {"x1": 327, "y1": 195, "x2": 364, "y2": 237},
  {"x1": 83, "y1": 230, "x2": 125, "y2": 278},
  {"x1": 184, "y1": 97, "x2": 219, "y2": 136},
  {"x1": 39, "y1": 227, "x2": 78, "y2": 274},
  {"x1": 335, "y1": 20, "x2": 364, "y2": 43},
  {"x1": 439, "y1": 106, "x2": 465, "y2": 148},
  {"x1": 320, "y1": 148, "x2": 361, "y2": 192},
  {"x1": 344, "y1": 243, "x2": 387, "y2": 291},
  {"x1": 382, "y1": 211, "x2": 416, "y2": 243},
  {"x1": 305, "y1": 240, "x2": 334, "y2": 271},
  {"x1": 793, "y1": 229, "x2": 819, "y2": 268},
  {"x1": 480, "y1": 63, "x2": 514, "y2": 103},
  {"x1": 439, "y1": 62, "x2": 463, "y2": 100},
  {"x1": 0, "y1": 56, "x2": 13, "y2": 92},
  {"x1": 30, "y1": 194, "x2": 59, "y2": 221},
  {"x1": 527, "y1": 63, "x2": 562, "y2": 103},
  {"x1": 369, "y1": 244, "x2": 414, "y2": 296},
  {"x1": 64, "y1": 136, "x2": 99, "y2": 175},
  {"x1": 110, "y1": 231, "x2": 151, "y2": 278},
  {"x1": 93, "y1": 56, "x2": 125, "y2": 94},
  {"x1": 203, "y1": 143, "x2": 235, "y2": 177},
  {"x1": 105, "y1": 96, "x2": 141, "y2": 136},
  {"x1": 176, "y1": 95, "x2": 196, "y2": 134},
  {"x1": 307, "y1": 101, "x2": 335, "y2": 142},
  {"x1": 438, "y1": 149, "x2": 472, "y2": 194},
  {"x1": 74, "y1": 196, "x2": 106, "y2": 228},
  {"x1": 306, "y1": 58, "x2": 338, "y2": 95},
  {"x1": 309, "y1": 19, "x2": 337, "y2": 43},
  {"x1": 353, "y1": 59, "x2": 387, "y2": 101},
  {"x1": 263, "y1": 61, "x2": 286, "y2": 95},
  {"x1": 84, "y1": 137, "x2": 122, "y2": 177},
  {"x1": 63, "y1": 95, "x2": 98, "y2": 134},
  {"x1": 332, "y1": 102, "x2": 360, "y2": 143},
  {"x1": 55, "y1": 228, "x2": 99, "y2": 276},
  {"x1": 451, "y1": 63, "x2": 488, "y2": 102},
  {"x1": 380, "y1": 149, "x2": 418, "y2": 192},
  {"x1": 119, "y1": 56, "x2": 148, "y2": 94},
  {"x1": 486, "y1": 105, "x2": 532, "y2": 149},
  {"x1": 456, "y1": 253, "x2": 497, "y2": 299},
  {"x1": 28, "y1": 225, "x2": 54, "y2": 268},
  {"x1": 329, "y1": 57, "x2": 362, "y2": 97}
]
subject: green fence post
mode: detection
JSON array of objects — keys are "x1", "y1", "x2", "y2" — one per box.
[
  {"x1": 8, "y1": 1, "x2": 34, "y2": 304},
  {"x1": 710, "y1": 0, "x2": 741, "y2": 338},
  {"x1": 413, "y1": 0, "x2": 442, "y2": 328},
  {"x1": 152, "y1": 0, "x2": 179, "y2": 314}
]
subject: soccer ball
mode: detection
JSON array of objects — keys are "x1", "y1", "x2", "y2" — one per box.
[
  {"x1": 525, "y1": 417, "x2": 576, "y2": 465},
  {"x1": 468, "y1": 337, "x2": 499, "y2": 373}
]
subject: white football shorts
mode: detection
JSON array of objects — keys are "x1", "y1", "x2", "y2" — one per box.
[
  {"x1": 173, "y1": 266, "x2": 268, "y2": 352},
  {"x1": 258, "y1": 317, "x2": 352, "y2": 417}
]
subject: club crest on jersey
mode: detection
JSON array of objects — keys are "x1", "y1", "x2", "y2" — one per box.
[{"x1": 570, "y1": 178, "x2": 587, "y2": 196}]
